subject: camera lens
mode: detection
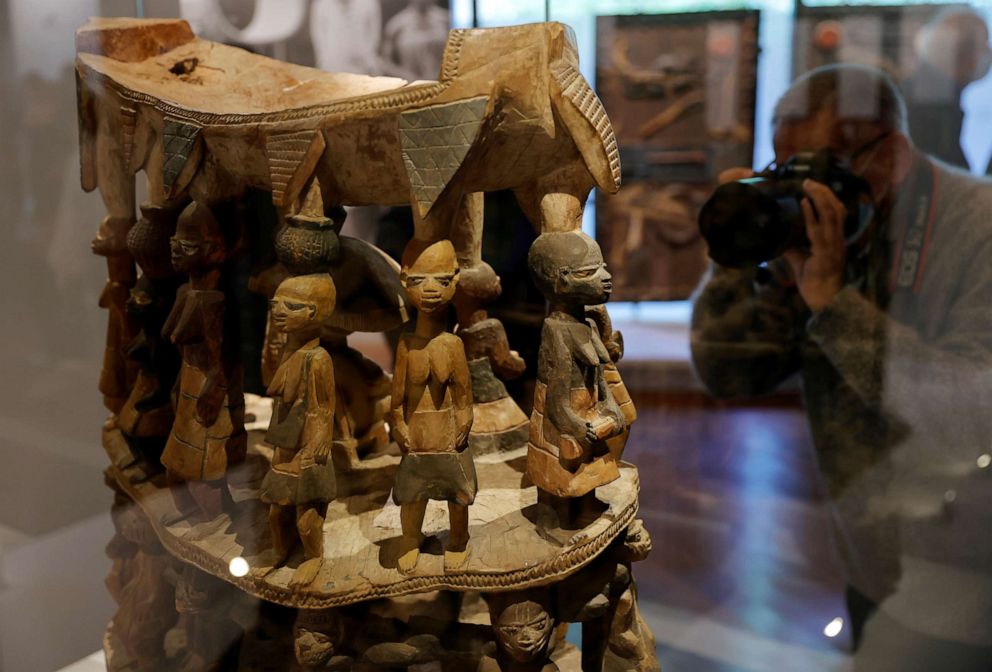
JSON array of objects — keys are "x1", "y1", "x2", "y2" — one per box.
[{"x1": 698, "y1": 179, "x2": 804, "y2": 268}]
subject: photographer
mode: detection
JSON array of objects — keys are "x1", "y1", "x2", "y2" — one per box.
[{"x1": 691, "y1": 64, "x2": 992, "y2": 669}]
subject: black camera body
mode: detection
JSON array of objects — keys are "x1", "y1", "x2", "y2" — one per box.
[{"x1": 698, "y1": 150, "x2": 873, "y2": 268}]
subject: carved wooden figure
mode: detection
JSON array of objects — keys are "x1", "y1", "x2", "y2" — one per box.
[
  {"x1": 261, "y1": 274, "x2": 338, "y2": 587},
  {"x1": 253, "y1": 181, "x2": 405, "y2": 465},
  {"x1": 526, "y1": 231, "x2": 628, "y2": 519},
  {"x1": 453, "y1": 259, "x2": 530, "y2": 454},
  {"x1": 480, "y1": 591, "x2": 560, "y2": 672},
  {"x1": 118, "y1": 201, "x2": 186, "y2": 465},
  {"x1": 175, "y1": 565, "x2": 244, "y2": 671},
  {"x1": 161, "y1": 201, "x2": 245, "y2": 520},
  {"x1": 390, "y1": 239, "x2": 475, "y2": 574},
  {"x1": 105, "y1": 485, "x2": 179, "y2": 669},
  {"x1": 586, "y1": 305, "x2": 636, "y2": 462},
  {"x1": 293, "y1": 609, "x2": 353, "y2": 671},
  {"x1": 93, "y1": 214, "x2": 140, "y2": 416}
]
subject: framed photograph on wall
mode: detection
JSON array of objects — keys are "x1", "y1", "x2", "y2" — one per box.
[{"x1": 595, "y1": 10, "x2": 759, "y2": 302}]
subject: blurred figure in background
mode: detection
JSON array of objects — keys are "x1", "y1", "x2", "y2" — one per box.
[
  {"x1": 692, "y1": 64, "x2": 992, "y2": 670},
  {"x1": 311, "y1": 0, "x2": 383, "y2": 74},
  {"x1": 903, "y1": 6, "x2": 991, "y2": 170},
  {"x1": 380, "y1": 0, "x2": 450, "y2": 81}
]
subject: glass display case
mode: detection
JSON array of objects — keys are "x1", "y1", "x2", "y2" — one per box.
[{"x1": 1, "y1": 1, "x2": 991, "y2": 670}]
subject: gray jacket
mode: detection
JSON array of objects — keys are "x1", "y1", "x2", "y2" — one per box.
[{"x1": 690, "y1": 156, "x2": 992, "y2": 643}]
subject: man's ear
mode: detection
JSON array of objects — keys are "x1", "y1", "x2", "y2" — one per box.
[{"x1": 308, "y1": 304, "x2": 317, "y2": 320}]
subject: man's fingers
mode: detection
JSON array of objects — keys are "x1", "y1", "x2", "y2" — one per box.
[
  {"x1": 718, "y1": 167, "x2": 755, "y2": 185},
  {"x1": 804, "y1": 180, "x2": 846, "y2": 230},
  {"x1": 782, "y1": 248, "x2": 806, "y2": 280},
  {"x1": 800, "y1": 197, "x2": 830, "y2": 249}
]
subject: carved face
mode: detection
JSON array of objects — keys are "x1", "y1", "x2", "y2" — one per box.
[
  {"x1": 529, "y1": 231, "x2": 613, "y2": 307},
  {"x1": 494, "y1": 600, "x2": 555, "y2": 663},
  {"x1": 270, "y1": 274, "x2": 336, "y2": 335},
  {"x1": 401, "y1": 240, "x2": 459, "y2": 315},
  {"x1": 170, "y1": 202, "x2": 225, "y2": 274},
  {"x1": 294, "y1": 625, "x2": 336, "y2": 667},
  {"x1": 270, "y1": 292, "x2": 318, "y2": 334},
  {"x1": 557, "y1": 245, "x2": 612, "y2": 305}
]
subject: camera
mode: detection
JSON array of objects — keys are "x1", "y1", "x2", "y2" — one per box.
[{"x1": 698, "y1": 150, "x2": 873, "y2": 268}]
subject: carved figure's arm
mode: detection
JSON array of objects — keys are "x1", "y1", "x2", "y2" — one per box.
[
  {"x1": 451, "y1": 337, "x2": 474, "y2": 449},
  {"x1": 389, "y1": 338, "x2": 411, "y2": 451},
  {"x1": 544, "y1": 324, "x2": 593, "y2": 450},
  {"x1": 302, "y1": 350, "x2": 335, "y2": 466}
]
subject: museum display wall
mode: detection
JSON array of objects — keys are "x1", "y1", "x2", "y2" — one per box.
[{"x1": 1, "y1": 0, "x2": 991, "y2": 671}]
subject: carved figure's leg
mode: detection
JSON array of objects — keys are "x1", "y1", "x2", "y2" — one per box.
[
  {"x1": 444, "y1": 502, "x2": 470, "y2": 570},
  {"x1": 398, "y1": 500, "x2": 428, "y2": 573},
  {"x1": 269, "y1": 503, "x2": 297, "y2": 562},
  {"x1": 290, "y1": 503, "x2": 327, "y2": 587},
  {"x1": 188, "y1": 479, "x2": 225, "y2": 521}
]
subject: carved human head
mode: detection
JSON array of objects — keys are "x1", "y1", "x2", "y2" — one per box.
[
  {"x1": 293, "y1": 609, "x2": 341, "y2": 668},
  {"x1": 454, "y1": 261, "x2": 501, "y2": 304},
  {"x1": 492, "y1": 597, "x2": 555, "y2": 663},
  {"x1": 170, "y1": 201, "x2": 227, "y2": 274},
  {"x1": 270, "y1": 274, "x2": 336, "y2": 335},
  {"x1": 528, "y1": 231, "x2": 612, "y2": 306},
  {"x1": 400, "y1": 239, "x2": 460, "y2": 315}
]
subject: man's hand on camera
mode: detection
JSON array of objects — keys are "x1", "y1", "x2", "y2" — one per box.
[
  {"x1": 782, "y1": 179, "x2": 846, "y2": 314},
  {"x1": 718, "y1": 167, "x2": 755, "y2": 184}
]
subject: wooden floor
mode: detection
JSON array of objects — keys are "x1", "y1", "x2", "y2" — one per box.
[{"x1": 626, "y1": 391, "x2": 853, "y2": 671}]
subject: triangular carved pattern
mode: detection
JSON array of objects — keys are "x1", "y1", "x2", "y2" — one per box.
[
  {"x1": 399, "y1": 96, "x2": 488, "y2": 216},
  {"x1": 161, "y1": 118, "x2": 201, "y2": 190},
  {"x1": 265, "y1": 130, "x2": 321, "y2": 208}
]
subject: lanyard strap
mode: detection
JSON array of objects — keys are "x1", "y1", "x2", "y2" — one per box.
[{"x1": 888, "y1": 159, "x2": 939, "y2": 296}]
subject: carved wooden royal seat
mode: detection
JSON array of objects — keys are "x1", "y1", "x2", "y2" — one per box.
[{"x1": 80, "y1": 17, "x2": 659, "y2": 672}]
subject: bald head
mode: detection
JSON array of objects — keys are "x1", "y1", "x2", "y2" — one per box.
[
  {"x1": 915, "y1": 7, "x2": 991, "y2": 87},
  {"x1": 774, "y1": 64, "x2": 907, "y2": 157}
]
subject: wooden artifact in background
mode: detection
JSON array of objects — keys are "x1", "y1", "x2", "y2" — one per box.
[
  {"x1": 260, "y1": 274, "x2": 338, "y2": 588},
  {"x1": 161, "y1": 200, "x2": 245, "y2": 520},
  {"x1": 526, "y1": 231, "x2": 629, "y2": 522},
  {"x1": 390, "y1": 239, "x2": 475, "y2": 574}
]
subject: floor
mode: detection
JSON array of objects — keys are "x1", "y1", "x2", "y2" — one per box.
[{"x1": 627, "y1": 391, "x2": 852, "y2": 671}]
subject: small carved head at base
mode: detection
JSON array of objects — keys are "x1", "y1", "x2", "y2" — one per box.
[
  {"x1": 400, "y1": 239, "x2": 460, "y2": 315},
  {"x1": 528, "y1": 231, "x2": 612, "y2": 307},
  {"x1": 294, "y1": 609, "x2": 343, "y2": 669},
  {"x1": 491, "y1": 596, "x2": 556, "y2": 663},
  {"x1": 269, "y1": 274, "x2": 336, "y2": 336}
]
